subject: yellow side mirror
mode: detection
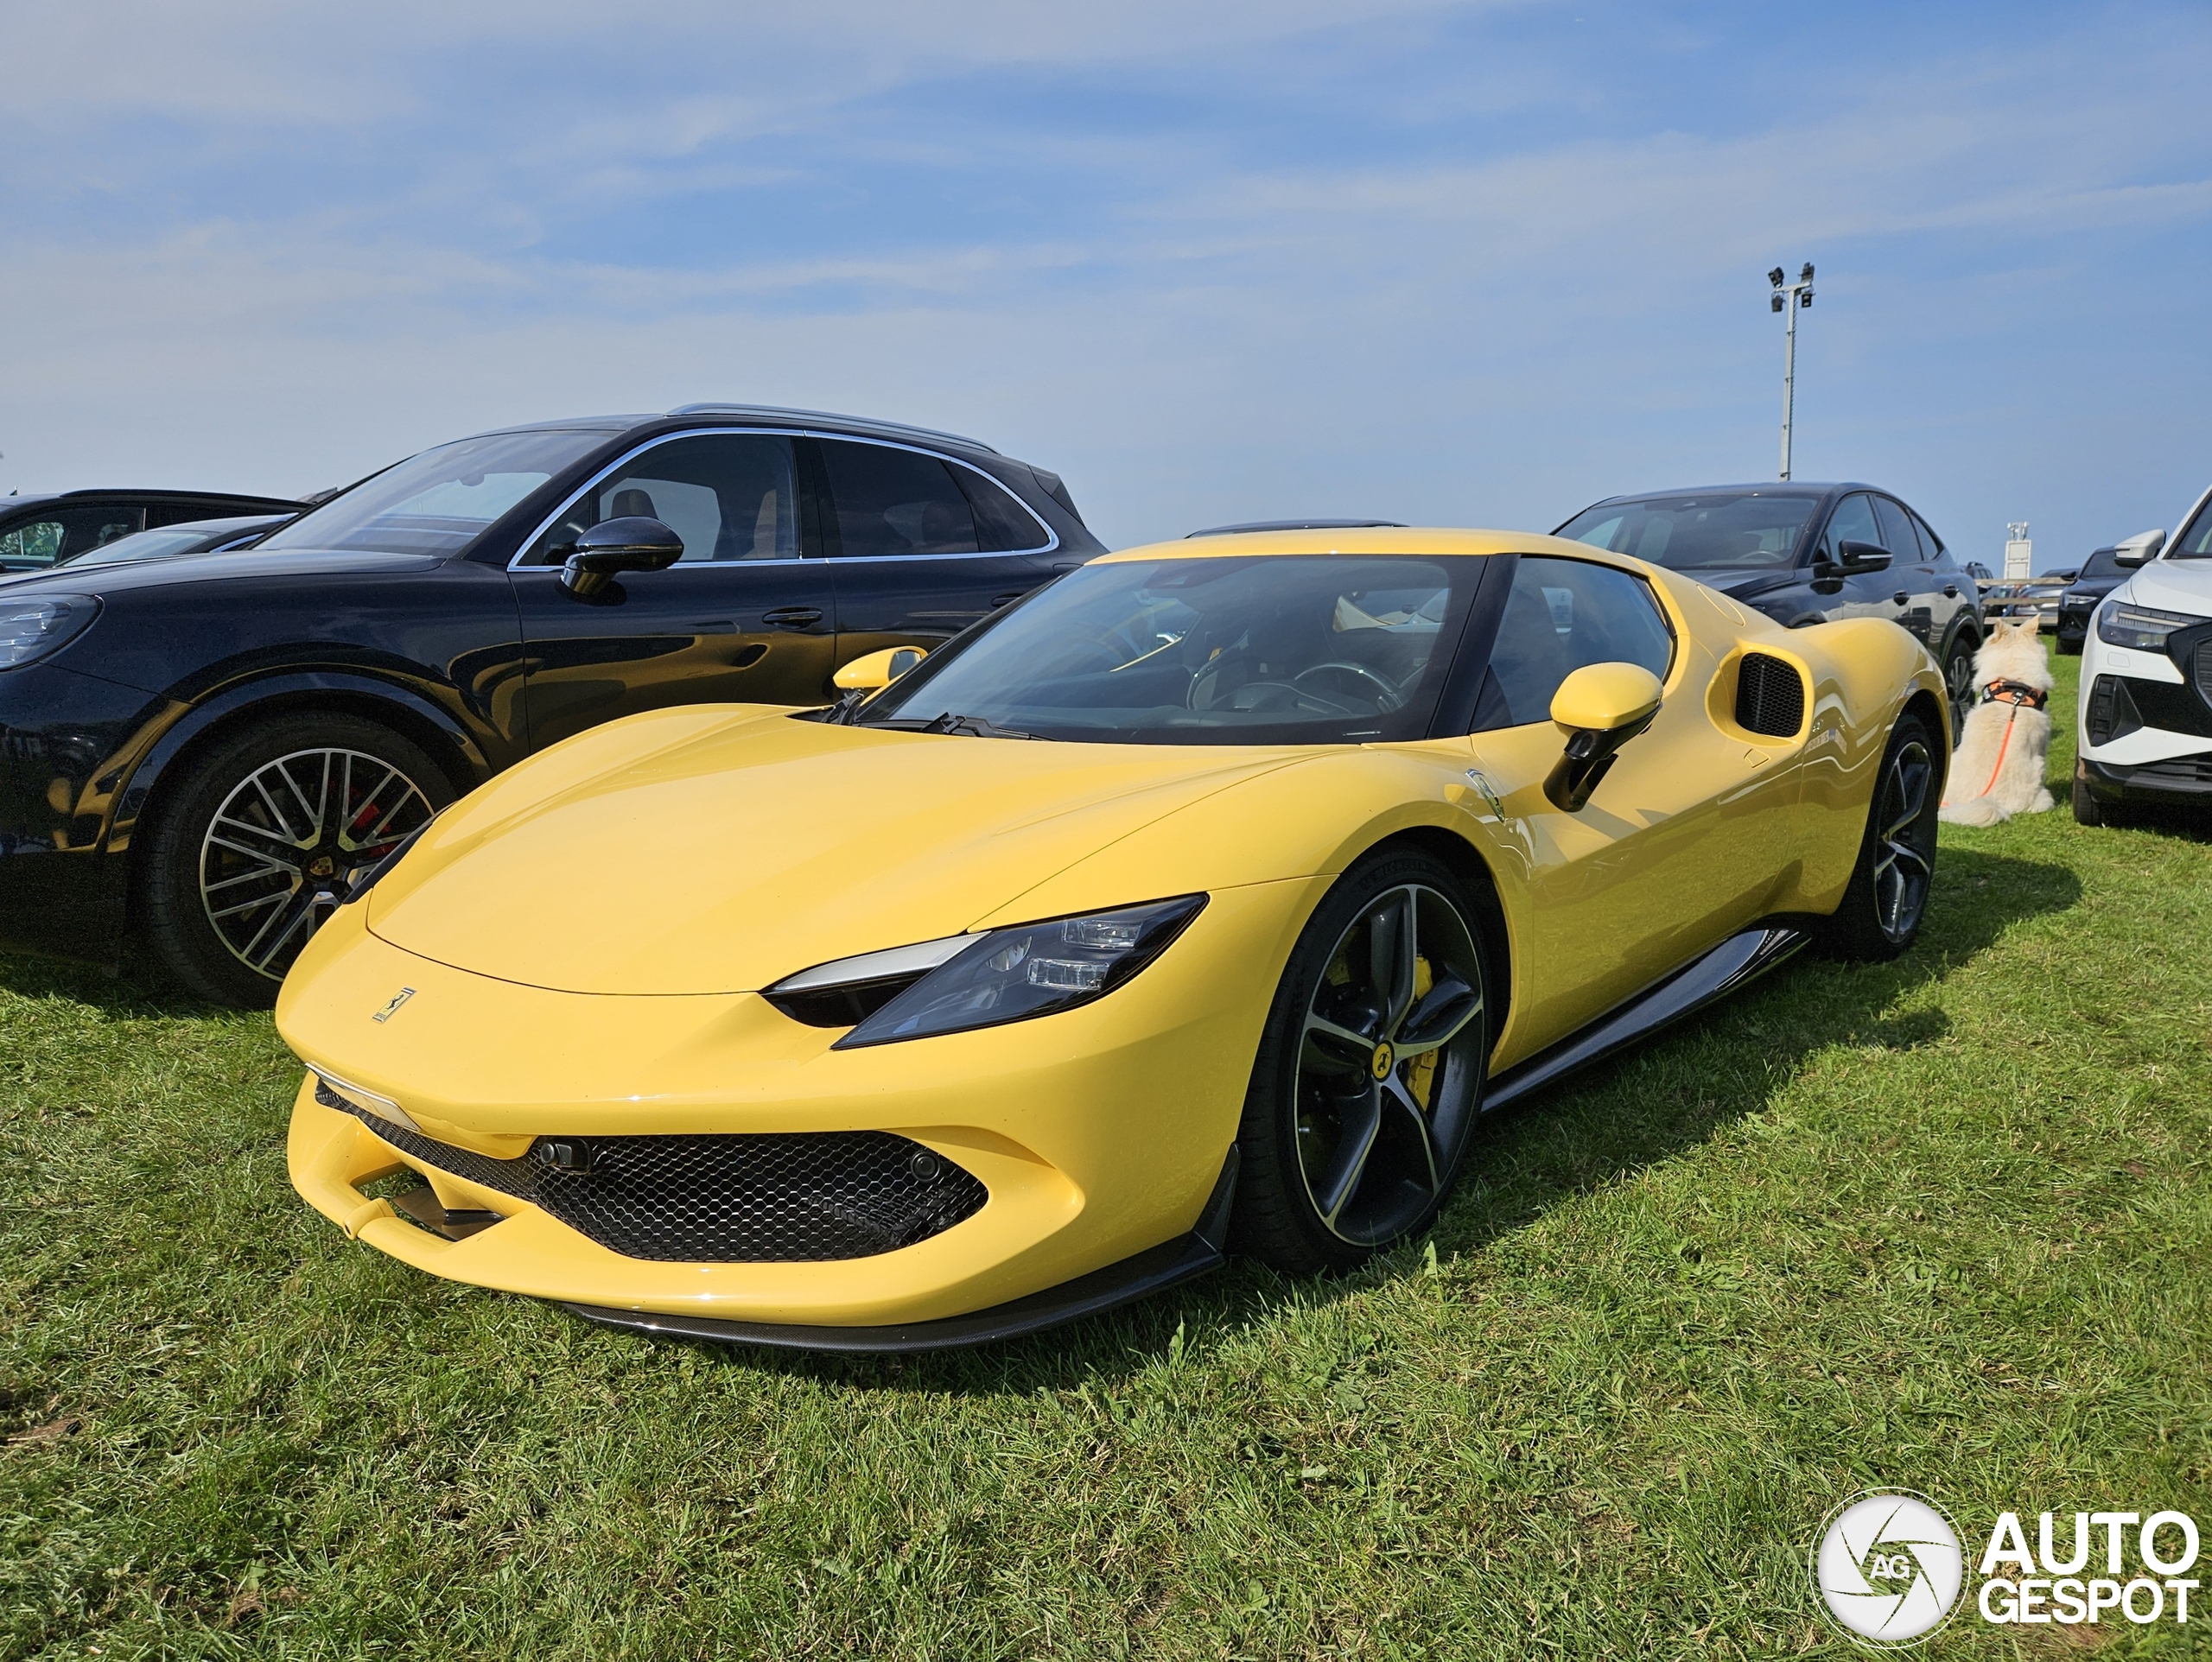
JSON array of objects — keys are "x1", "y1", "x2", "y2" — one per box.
[
  {"x1": 834, "y1": 645, "x2": 926, "y2": 693},
  {"x1": 1544, "y1": 662, "x2": 1663, "y2": 811}
]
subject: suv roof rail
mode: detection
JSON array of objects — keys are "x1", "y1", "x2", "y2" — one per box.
[{"x1": 665, "y1": 403, "x2": 996, "y2": 454}]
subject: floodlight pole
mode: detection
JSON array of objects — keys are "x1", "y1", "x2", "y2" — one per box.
[{"x1": 1768, "y1": 263, "x2": 1815, "y2": 479}]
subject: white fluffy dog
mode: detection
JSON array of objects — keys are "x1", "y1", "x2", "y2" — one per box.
[{"x1": 1940, "y1": 617, "x2": 2054, "y2": 826}]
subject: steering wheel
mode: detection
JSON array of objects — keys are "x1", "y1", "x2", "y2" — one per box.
[{"x1": 1293, "y1": 661, "x2": 1403, "y2": 711}]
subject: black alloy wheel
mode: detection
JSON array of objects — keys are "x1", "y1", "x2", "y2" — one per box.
[
  {"x1": 1814, "y1": 710, "x2": 1940, "y2": 962},
  {"x1": 1232, "y1": 850, "x2": 1491, "y2": 1273},
  {"x1": 143, "y1": 714, "x2": 453, "y2": 1005},
  {"x1": 1942, "y1": 634, "x2": 1978, "y2": 749}
]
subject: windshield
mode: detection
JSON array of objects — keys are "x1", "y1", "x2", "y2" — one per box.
[
  {"x1": 1556, "y1": 492, "x2": 1820, "y2": 571},
  {"x1": 257, "y1": 428, "x2": 617, "y2": 557},
  {"x1": 2171, "y1": 498, "x2": 2212, "y2": 559},
  {"x1": 859, "y1": 555, "x2": 1477, "y2": 745}
]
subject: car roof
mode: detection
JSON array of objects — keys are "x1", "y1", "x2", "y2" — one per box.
[
  {"x1": 1100, "y1": 527, "x2": 1581, "y2": 562},
  {"x1": 0, "y1": 487, "x2": 301, "y2": 511},
  {"x1": 1578, "y1": 482, "x2": 1878, "y2": 507},
  {"x1": 467, "y1": 405, "x2": 1000, "y2": 456}
]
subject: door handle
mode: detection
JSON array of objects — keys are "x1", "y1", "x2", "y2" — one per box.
[
  {"x1": 1051, "y1": 561, "x2": 1084, "y2": 573},
  {"x1": 1942, "y1": 585, "x2": 1960, "y2": 599},
  {"x1": 991, "y1": 590, "x2": 1030, "y2": 609},
  {"x1": 760, "y1": 606, "x2": 823, "y2": 629},
  {"x1": 1891, "y1": 592, "x2": 1910, "y2": 606}
]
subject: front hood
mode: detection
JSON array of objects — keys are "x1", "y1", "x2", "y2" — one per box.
[
  {"x1": 0, "y1": 549, "x2": 440, "y2": 597},
  {"x1": 2115, "y1": 559, "x2": 2212, "y2": 620},
  {"x1": 366, "y1": 707, "x2": 1303, "y2": 994}
]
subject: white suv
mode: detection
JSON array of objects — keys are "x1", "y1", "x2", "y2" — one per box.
[{"x1": 2075, "y1": 483, "x2": 2212, "y2": 824}]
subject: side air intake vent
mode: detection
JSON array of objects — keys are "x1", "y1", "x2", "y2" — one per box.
[{"x1": 1735, "y1": 653, "x2": 1805, "y2": 737}]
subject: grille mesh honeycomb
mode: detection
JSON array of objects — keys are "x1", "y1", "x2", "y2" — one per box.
[
  {"x1": 1735, "y1": 652, "x2": 1805, "y2": 738},
  {"x1": 324, "y1": 1088, "x2": 986, "y2": 1262}
]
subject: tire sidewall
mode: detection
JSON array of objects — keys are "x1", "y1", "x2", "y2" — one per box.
[
  {"x1": 1233, "y1": 848, "x2": 1491, "y2": 1273},
  {"x1": 141, "y1": 713, "x2": 456, "y2": 1006}
]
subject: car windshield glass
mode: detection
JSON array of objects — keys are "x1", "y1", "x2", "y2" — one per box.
[
  {"x1": 859, "y1": 554, "x2": 1477, "y2": 745},
  {"x1": 60, "y1": 528, "x2": 213, "y2": 568},
  {"x1": 257, "y1": 428, "x2": 617, "y2": 556},
  {"x1": 2171, "y1": 499, "x2": 2212, "y2": 559},
  {"x1": 1555, "y1": 493, "x2": 1820, "y2": 570}
]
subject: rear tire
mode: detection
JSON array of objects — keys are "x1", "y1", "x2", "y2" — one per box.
[
  {"x1": 1813, "y1": 710, "x2": 1940, "y2": 962},
  {"x1": 141, "y1": 713, "x2": 454, "y2": 1007},
  {"x1": 1942, "y1": 633, "x2": 1978, "y2": 749},
  {"x1": 1230, "y1": 849, "x2": 1492, "y2": 1275}
]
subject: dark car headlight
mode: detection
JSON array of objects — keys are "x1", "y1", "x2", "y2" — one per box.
[
  {"x1": 0, "y1": 595, "x2": 100, "y2": 669},
  {"x1": 766, "y1": 895, "x2": 1207, "y2": 1049},
  {"x1": 2097, "y1": 602, "x2": 2203, "y2": 652}
]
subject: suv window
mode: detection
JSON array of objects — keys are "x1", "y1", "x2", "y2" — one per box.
[
  {"x1": 1480, "y1": 555, "x2": 1675, "y2": 729},
  {"x1": 1874, "y1": 498, "x2": 1923, "y2": 562},
  {"x1": 1821, "y1": 494, "x2": 1881, "y2": 560},
  {"x1": 1911, "y1": 511, "x2": 1949, "y2": 565},
  {"x1": 0, "y1": 518, "x2": 67, "y2": 569},
  {"x1": 1554, "y1": 492, "x2": 1818, "y2": 571},
  {"x1": 819, "y1": 439, "x2": 1046, "y2": 556},
  {"x1": 524, "y1": 434, "x2": 798, "y2": 564}
]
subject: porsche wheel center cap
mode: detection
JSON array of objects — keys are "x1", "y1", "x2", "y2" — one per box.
[
  {"x1": 307, "y1": 855, "x2": 336, "y2": 879},
  {"x1": 1370, "y1": 1042, "x2": 1395, "y2": 1081}
]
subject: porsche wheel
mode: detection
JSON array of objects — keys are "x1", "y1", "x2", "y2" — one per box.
[
  {"x1": 142, "y1": 714, "x2": 454, "y2": 1007},
  {"x1": 1231, "y1": 850, "x2": 1491, "y2": 1274},
  {"x1": 1813, "y1": 710, "x2": 1939, "y2": 962}
]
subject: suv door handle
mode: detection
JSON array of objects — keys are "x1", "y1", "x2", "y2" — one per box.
[
  {"x1": 991, "y1": 590, "x2": 1030, "y2": 609},
  {"x1": 1891, "y1": 592, "x2": 1910, "y2": 606},
  {"x1": 1942, "y1": 585, "x2": 1960, "y2": 598},
  {"x1": 1051, "y1": 561, "x2": 1084, "y2": 573},
  {"x1": 760, "y1": 606, "x2": 823, "y2": 629}
]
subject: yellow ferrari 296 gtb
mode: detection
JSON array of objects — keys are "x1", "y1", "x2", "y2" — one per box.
[{"x1": 279, "y1": 528, "x2": 1948, "y2": 1350}]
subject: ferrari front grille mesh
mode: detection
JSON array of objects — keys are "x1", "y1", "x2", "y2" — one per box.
[
  {"x1": 329, "y1": 1094, "x2": 987, "y2": 1263},
  {"x1": 1735, "y1": 653, "x2": 1805, "y2": 738}
]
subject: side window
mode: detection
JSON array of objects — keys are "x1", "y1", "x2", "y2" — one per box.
[
  {"x1": 1912, "y1": 511, "x2": 1950, "y2": 567},
  {"x1": 959, "y1": 466, "x2": 1052, "y2": 553},
  {"x1": 1821, "y1": 493, "x2": 1881, "y2": 560},
  {"x1": 819, "y1": 439, "x2": 982, "y2": 557},
  {"x1": 524, "y1": 434, "x2": 797, "y2": 564},
  {"x1": 1873, "y1": 498, "x2": 1923, "y2": 562},
  {"x1": 1480, "y1": 555, "x2": 1675, "y2": 729},
  {"x1": 0, "y1": 519, "x2": 67, "y2": 568},
  {"x1": 54, "y1": 506, "x2": 144, "y2": 560}
]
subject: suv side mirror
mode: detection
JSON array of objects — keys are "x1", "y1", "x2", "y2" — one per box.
[
  {"x1": 2113, "y1": 529, "x2": 2166, "y2": 568},
  {"x1": 1544, "y1": 662, "x2": 1662, "y2": 812},
  {"x1": 1831, "y1": 539, "x2": 1892, "y2": 574},
  {"x1": 556, "y1": 517, "x2": 684, "y2": 597}
]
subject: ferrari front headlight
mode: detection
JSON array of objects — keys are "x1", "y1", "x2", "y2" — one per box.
[
  {"x1": 2097, "y1": 601, "x2": 2203, "y2": 652},
  {"x1": 766, "y1": 895, "x2": 1207, "y2": 1049}
]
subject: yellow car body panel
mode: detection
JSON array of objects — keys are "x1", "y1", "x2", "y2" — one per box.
[{"x1": 280, "y1": 527, "x2": 1945, "y2": 1335}]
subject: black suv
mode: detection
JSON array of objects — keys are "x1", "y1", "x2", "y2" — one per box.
[
  {"x1": 1554, "y1": 483, "x2": 1981, "y2": 736},
  {"x1": 2056, "y1": 543, "x2": 2138, "y2": 654},
  {"x1": 0, "y1": 488, "x2": 305, "y2": 573},
  {"x1": 0, "y1": 405, "x2": 1101, "y2": 1004}
]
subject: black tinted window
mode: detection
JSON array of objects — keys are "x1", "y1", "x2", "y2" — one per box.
[
  {"x1": 1822, "y1": 493, "x2": 1881, "y2": 558},
  {"x1": 1556, "y1": 493, "x2": 1818, "y2": 571},
  {"x1": 523, "y1": 434, "x2": 798, "y2": 564},
  {"x1": 2173, "y1": 499, "x2": 2212, "y2": 558},
  {"x1": 1912, "y1": 511, "x2": 1948, "y2": 565},
  {"x1": 957, "y1": 466, "x2": 1051, "y2": 552},
  {"x1": 1481, "y1": 555, "x2": 1674, "y2": 729},
  {"x1": 2081, "y1": 548, "x2": 2126, "y2": 578},
  {"x1": 821, "y1": 440, "x2": 981, "y2": 557},
  {"x1": 1874, "y1": 498, "x2": 1923, "y2": 561}
]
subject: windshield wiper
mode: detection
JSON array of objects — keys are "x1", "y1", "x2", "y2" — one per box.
[{"x1": 922, "y1": 711, "x2": 1054, "y2": 740}]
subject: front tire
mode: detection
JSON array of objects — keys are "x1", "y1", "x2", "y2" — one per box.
[
  {"x1": 141, "y1": 714, "x2": 454, "y2": 1006},
  {"x1": 1230, "y1": 850, "x2": 1492, "y2": 1275},
  {"x1": 2072, "y1": 762, "x2": 2130, "y2": 828},
  {"x1": 1813, "y1": 710, "x2": 1940, "y2": 962}
]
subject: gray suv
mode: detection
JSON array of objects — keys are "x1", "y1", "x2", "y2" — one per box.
[{"x1": 1554, "y1": 482, "x2": 1982, "y2": 739}]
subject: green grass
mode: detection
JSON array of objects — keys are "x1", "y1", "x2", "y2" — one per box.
[{"x1": 3, "y1": 654, "x2": 2208, "y2": 1659}]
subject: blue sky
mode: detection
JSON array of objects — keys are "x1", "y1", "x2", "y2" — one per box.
[{"x1": 3, "y1": 1, "x2": 2208, "y2": 568}]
